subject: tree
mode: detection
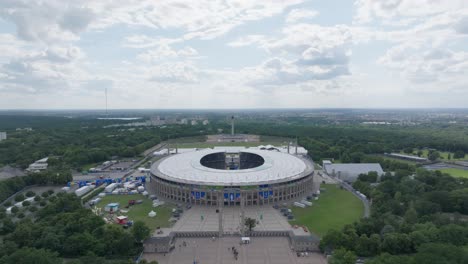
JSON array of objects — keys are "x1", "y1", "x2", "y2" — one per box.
[
  {"x1": 403, "y1": 147, "x2": 413, "y2": 154},
  {"x1": 417, "y1": 150, "x2": 423, "y2": 157},
  {"x1": 453, "y1": 150, "x2": 465, "y2": 159},
  {"x1": 244, "y1": 217, "x2": 256, "y2": 232},
  {"x1": 0, "y1": 247, "x2": 61, "y2": 264},
  {"x1": 14, "y1": 194, "x2": 24, "y2": 202},
  {"x1": 11, "y1": 206, "x2": 19, "y2": 214},
  {"x1": 329, "y1": 248, "x2": 357, "y2": 264},
  {"x1": 132, "y1": 221, "x2": 151, "y2": 243},
  {"x1": 413, "y1": 243, "x2": 468, "y2": 264},
  {"x1": 428, "y1": 150, "x2": 440, "y2": 162},
  {"x1": 404, "y1": 206, "x2": 418, "y2": 224},
  {"x1": 381, "y1": 233, "x2": 412, "y2": 255}
]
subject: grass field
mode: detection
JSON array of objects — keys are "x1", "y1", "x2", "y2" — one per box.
[
  {"x1": 167, "y1": 141, "x2": 285, "y2": 149},
  {"x1": 438, "y1": 168, "x2": 468, "y2": 178},
  {"x1": 289, "y1": 184, "x2": 364, "y2": 237},
  {"x1": 97, "y1": 194, "x2": 173, "y2": 231},
  {"x1": 401, "y1": 149, "x2": 466, "y2": 161},
  {"x1": 372, "y1": 154, "x2": 419, "y2": 165}
]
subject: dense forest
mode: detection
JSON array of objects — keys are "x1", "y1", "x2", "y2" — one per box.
[
  {"x1": 0, "y1": 193, "x2": 154, "y2": 264},
  {"x1": 1, "y1": 113, "x2": 467, "y2": 263},
  {"x1": 0, "y1": 115, "x2": 212, "y2": 169},
  {"x1": 322, "y1": 169, "x2": 468, "y2": 264}
]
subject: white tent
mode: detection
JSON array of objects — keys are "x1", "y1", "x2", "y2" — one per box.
[{"x1": 148, "y1": 210, "x2": 157, "y2": 217}]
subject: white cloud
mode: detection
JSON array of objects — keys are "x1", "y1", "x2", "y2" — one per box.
[
  {"x1": 136, "y1": 44, "x2": 198, "y2": 63},
  {"x1": 286, "y1": 9, "x2": 318, "y2": 24}
]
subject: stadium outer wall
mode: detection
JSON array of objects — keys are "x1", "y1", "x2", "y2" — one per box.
[{"x1": 149, "y1": 172, "x2": 315, "y2": 206}]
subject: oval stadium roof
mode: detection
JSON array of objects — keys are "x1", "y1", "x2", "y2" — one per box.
[{"x1": 150, "y1": 148, "x2": 313, "y2": 186}]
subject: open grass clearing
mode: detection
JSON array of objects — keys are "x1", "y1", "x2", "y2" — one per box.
[
  {"x1": 167, "y1": 141, "x2": 286, "y2": 149},
  {"x1": 289, "y1": 184, "x2": 364, "y2": 237},
  {"x1": 96, "y1": 194, "x2": 173, "y2": 231},
  {"x1": 438, "y1": 168, "x2": 468, "y2": 179}
]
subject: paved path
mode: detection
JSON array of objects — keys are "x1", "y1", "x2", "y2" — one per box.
[{"x1": 143, "y1": 237, "x2": 327, "y2": 264}]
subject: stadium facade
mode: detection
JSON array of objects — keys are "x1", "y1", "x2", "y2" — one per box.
[{"x1": 150, "y1": 147, "x2": 315, "y2": 206}]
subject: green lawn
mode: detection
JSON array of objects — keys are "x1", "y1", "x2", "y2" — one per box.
[
  {"x1": 96, "y1": 194, "x2": 173, "y2": 231},
  {"x1": 401, "y1": 149, "x2": 466, "y2": 161},
  {"x1": 372, "y1": 155, "x2": 418, "y2": 165},
  {"x1": 168, "y1": 141, "x2": 285, "y2": 149},
  {"x1": 289, "y1": 184, "x2": 364, "y2": 237},
  {"x1": 438, "y1": 168, "x2": 468, "y2": 178}
]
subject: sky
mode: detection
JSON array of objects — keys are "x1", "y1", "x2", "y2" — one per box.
[{"x1": 0, "y1": 0, "x2": 467, "y2": 109}]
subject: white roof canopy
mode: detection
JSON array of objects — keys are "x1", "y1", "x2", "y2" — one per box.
[{"x1": 151, "y1": 147, "x2": 313, "y2": 186}]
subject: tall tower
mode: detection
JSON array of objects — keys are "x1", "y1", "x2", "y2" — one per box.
[{"x1": 231, "y1": 116, "x2": 235, "y2": 136}]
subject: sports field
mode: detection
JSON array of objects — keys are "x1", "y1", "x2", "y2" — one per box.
[
  {"x1": 97, "y1": 194, "x2": 173, "y2": 231},
  {"x1": 401, "y1": 149, "x2": 466, "y2": 161},
  {"x1": 438, "y1": 168, "x2": 468, "y2": 178},
  {"x1": 289, "y1": 184, "x2": 364, "y2": 237}
]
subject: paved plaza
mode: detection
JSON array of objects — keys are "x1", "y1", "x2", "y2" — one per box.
[
  {"x1": 154, "y1": 205, "x2": 309, "y2": 236},
  {"x1": 143, "y1": 237, "x2": 327, "y2": 264}
]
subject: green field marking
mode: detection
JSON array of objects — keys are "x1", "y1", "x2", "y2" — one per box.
[
  {"x1": 400, "y1": 149, "x2": 466, "y2": 161},
  {"x1": 289, "y1": 184, "x2": 364, "y2": 237},
  {"x1": 97, "y1": 194, "x2": 173, "y2": 231},
  {"x1": 438, "y1": 168, "x2": 468, "y2": 178},
  {"x1": 167, "y1": 141, "x2": 285, "y2": 149}
]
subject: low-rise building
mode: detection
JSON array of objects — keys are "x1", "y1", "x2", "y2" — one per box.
[
  {"x1": 0, "y1": 132, "x2": 6, "y2": 141},
  {"x1": 27, "y1": 157, "x2": 49, "y2": 172},
  {"x1": 323, "y1": 161, "x2": 384, "y2": 182}
]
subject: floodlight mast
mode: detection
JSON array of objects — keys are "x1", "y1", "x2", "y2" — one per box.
[{"x1": 231, "y1": 116, "x2": 235, "y2": 136}]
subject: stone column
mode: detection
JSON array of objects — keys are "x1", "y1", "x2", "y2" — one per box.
[
  {"x1": 218, "y1": 191, "x2": 223, "y2": 237},
  {"x1": 240, "y1": 192, "x2": 245, "y2": 236}
]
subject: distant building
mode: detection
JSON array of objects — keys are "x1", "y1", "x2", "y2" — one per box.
[
  {"x1": 191, "y1": 120, "x2": 198, "y2": 125},
  {"x1": 0, "y1": 132, "x2": 6, "y2": 141},
  {"x1": 323, "y1": 161, "x2": 384, "y2": 182},
  {"x1": 149, "y1": 116, "x2": 165, "y2": 126},
  {"x1": 27, "y1": 157, "x2": 49, "y2": 172},
  {"x1": 202, "y1": 120, "x2": 209, "y2": 125},
  {"x1": 180, "y1": 118, "x2": 188, "y2": 125},
  {"x1": 386, "y1": 153, "x2": 428, "y2": 162},
  {"x1": 16, "y1": 127, "x2": 33, "y2": 132}
]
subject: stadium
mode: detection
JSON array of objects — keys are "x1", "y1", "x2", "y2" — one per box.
[{"x1": 150, "y1": 147, "x2": 315, "y2": 206}]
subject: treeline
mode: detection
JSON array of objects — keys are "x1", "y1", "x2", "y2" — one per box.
[
  {"x1": 0, "y1": 194, "x2": 152, "y2": 263},
  {"x1": 0, "y1": 115, "x2": 211, "y2": 169},
  {"x1": 322, "y1": 169, "x2": 468, "y2": 264},
  {"x1": 231, "y1": 122, "x2": 468, "y2": 161},
  {"x1": 0, "y1": 168, "x2": 71, "y2": 202}
]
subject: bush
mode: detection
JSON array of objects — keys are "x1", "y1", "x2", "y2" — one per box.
[
  {"x1": 25, "y1": 190, "x2": 36, "y2": 197},
  {"x1": 14, "y1": 194, "x2": 25, "y2": 202},
  {"x1": 11, "y1": 206, "x2": 19, "y2": 214},
  {"x1": 22, "y1": 201, "x2": 31, "y2": 207},
  {"x1": 39, "y1": 201, "x2": 47, "y2": 207},
  {"x1": 0, "y1": 212, "x2": 6, "y2": 219},
  {"x1": 34, "y1": 195, "x2": 41, "y2": 202},
  {"x1": 4, "y1": 201, "x2": 12, "y2": 207},
  {"x1": 29, "y1": 206, "x2": 38, "y2": 212},
  {"x1": 41, "y1": 192, "x2": 49, "y2": 198},
  {"x1": 17, "y1": 212, "x2": 25, "y2": 218},
  {"x1": 49, "y1": 196, "x2": 57, "y2": 202},
  {"x1": 47, "y1": 190, "x2": 55, "y2": 195}
]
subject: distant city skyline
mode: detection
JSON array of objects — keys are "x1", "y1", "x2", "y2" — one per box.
[{"x1": 0, "y1": 0, "x2": 467, "y2": 109}]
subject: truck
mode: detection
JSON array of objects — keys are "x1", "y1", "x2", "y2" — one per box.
[
  {"x1": 75, "y1": 186, "x2": 92, "y2": 197},
  {"x1": 105, "y1": 183, "x2": 118, "y2": 193},
  {"x1": 293, "y1": 202, "x2": 306, "y2": 208}
]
